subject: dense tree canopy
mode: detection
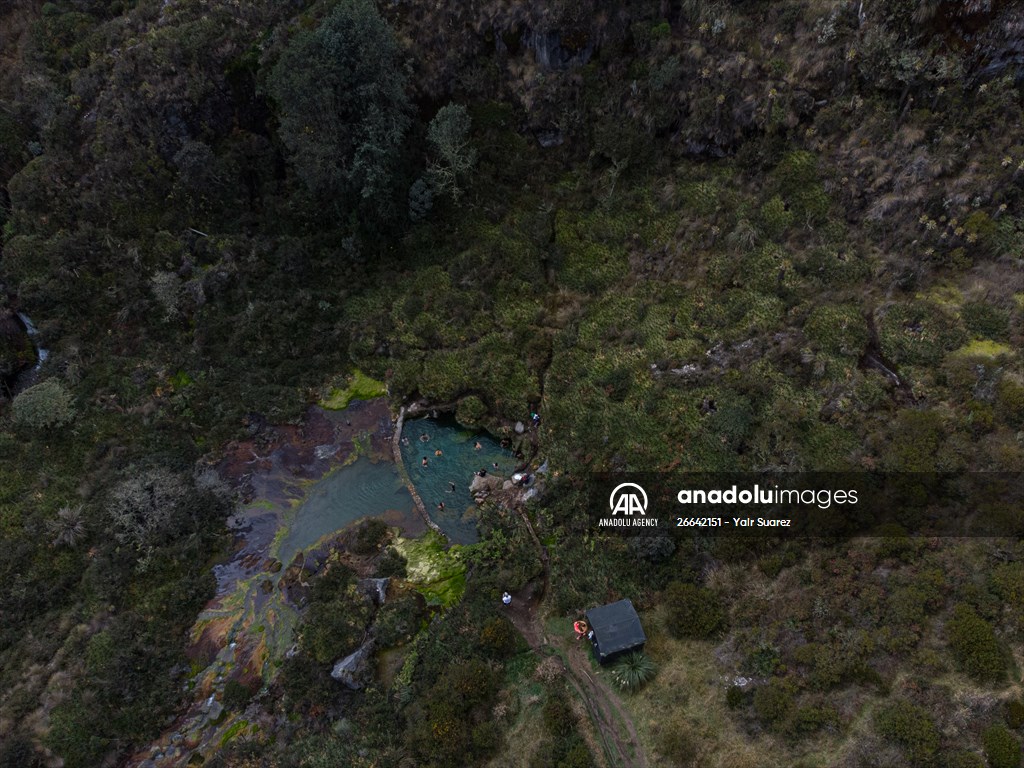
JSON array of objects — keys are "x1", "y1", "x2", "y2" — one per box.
[{"x1": 267, "y1": 0, "x2": 412, "y2": 222}]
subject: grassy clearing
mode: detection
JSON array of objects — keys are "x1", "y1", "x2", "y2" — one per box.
[{"x1": 621, "y1": 617, "x2": 788, "y2": 768}]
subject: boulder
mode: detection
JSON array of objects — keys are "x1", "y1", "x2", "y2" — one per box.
[
  {"x1": 331, "y1": 641, "x2": 374, "y2": 690},
  {"x1": 469, "y1": 473, "x2": 503, "y2": 495}
]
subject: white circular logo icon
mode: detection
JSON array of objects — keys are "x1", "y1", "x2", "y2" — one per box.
[{"x1": 609, "y1": 483, "x2": 648, "y2": 516}]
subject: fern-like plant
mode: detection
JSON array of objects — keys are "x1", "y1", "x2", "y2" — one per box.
[
  {"x1": 610, "y1": 652, "x2": 657, "y2": 692},
  {"x1": 47, "y1": 505, "x2": 86, "y2": 548}
]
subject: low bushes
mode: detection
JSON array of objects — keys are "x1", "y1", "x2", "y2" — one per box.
[
  {"x1": 947, "y1": 603, "x2": 1006, "y2": 683},
  {"x1": 663, "y1": 582, "x2": 726, "y2": 640},
  {"x1": 874, "y1": 699, "x2": 940, "y2": 766}
]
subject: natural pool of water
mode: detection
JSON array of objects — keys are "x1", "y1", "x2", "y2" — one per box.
[
  {"x1": 399, "y1": 416, "x2": 517, "y2": 545},
  {"x1": 275, "y1": 458, "x2": 416, "y2": 565}
]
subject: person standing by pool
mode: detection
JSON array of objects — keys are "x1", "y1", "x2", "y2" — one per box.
[{"x1": 502, "y1": 591, "x2": 512, "y2": 606}]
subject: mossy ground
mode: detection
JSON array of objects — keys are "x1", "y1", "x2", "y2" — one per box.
[
  {"x1": 320, "y1": 370, "x2": 388, "y2": 410},
  {"x1": 393, "y1": 531, "x2": 467, "y2": 607}
]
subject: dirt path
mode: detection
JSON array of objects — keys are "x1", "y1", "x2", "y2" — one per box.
[{"x1": 505, "y1": 509, "x2": 648, "y2": 768}]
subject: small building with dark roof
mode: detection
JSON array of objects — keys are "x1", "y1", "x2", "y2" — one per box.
[{"x1": 585, "y1": 599, "x2": 646, "y2": 665}]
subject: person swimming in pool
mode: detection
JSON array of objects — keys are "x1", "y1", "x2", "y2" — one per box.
[
  {"x1": 474, "y1": 441, "x2": 482, "y2": 450},
  {"x1": 437, "y1": 501, "x2": 445, "y2": 511},
  {"x1": 419, "y1": 433, "x2": 430, "y2": 442},
  {"x1": 435, "y1": 449, "x2": 443, "y2": 456},
  {"x1": 448, "y1": 481, "x2": 456, "y2": 493},
  {"x1": 421, "y1": 457, "x2": 428, "y2": 467}
]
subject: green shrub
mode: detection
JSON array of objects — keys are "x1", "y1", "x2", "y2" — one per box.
[
  {"x1": 874, "y1": 699, "x2": 940, "y2": 766},
  {"x1": 947, "y1": 603, "x2": 1006, "y2": 683},
  {"x1": 996, "y1": 376, "x2": 1024, "y2": 426},
  {"x1": 222, "y1": 679, "x2": 255, "y2": 711},
  {"x1": 542, "y1": 688, "x2": 576, "y2": 737},
  {"x1": 478, "y1": 617, "x2": 520, "y2": 659},
  {"x1": 11, "y1": 379, "x2": 76, "y2": 429},
  {"x1": 610, "y1": 652, "x2": 658, "y2": 692},
  {"x1": 726, "y1": 685, "x2": 745, "y2": 709},
  {"x1": 663, "y1": 582, "x2": 726, "y2": 640},
  {"x1": 352, "y1": 518, "x2": 389, "y2": 555},
  {"x1": 804, "y1": 304, "x2": 869, "y2": 358},
  {"x1": 373, "y1": 592, "x2": 424, "y2": 648},
  {"x1": 760, "y1": 195, "x2": 793, "y2": 240},
  {"x1": 0, "y1": 735, "x2": 45, "y2": 768},
  {"x1": 793, "y1": 703, "x2": 840, "y2": 734},
  {"x1": 962, "y1": 300, "x2": 1010, "y2": 341},
  {"x1": 1006, "y1": 700, "x2": 1024, "y2": 730},
  {"x1": 753, "y1": 679, "x2": 795, "y2": 727},
  {"x1": 946, "y1": 751, "x2": 986, "y2": 768},
  {"x1": 770, "y1": 150, "x2": 830, "y2": 224},
  {"x1": 456, "y1": 395, "x2": 488, "y2": 427},
  {"x1": 301, "y1": 565, "x2": 374, "y2": 664},
  {"x1": 983, "y1": 724, "x2": 1021, "y2": 768},
  {"x1": 876, "y1": 301, "x2": 967, "y2": 366},
  {"x1": 657, "y1": 725, "x2": 699, "y2": 767},
  {"x1": 376, "y1": 546, "x2": 408, "y2": 578}
]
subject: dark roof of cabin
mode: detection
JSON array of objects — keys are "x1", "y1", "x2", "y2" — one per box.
[{"x1": 585, "y1": 599, "x2": 646, "y2": 656}]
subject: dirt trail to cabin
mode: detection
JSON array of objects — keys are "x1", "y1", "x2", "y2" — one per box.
[{"x1": 505, "y1": 509, "x2": 649, "y2": 768}]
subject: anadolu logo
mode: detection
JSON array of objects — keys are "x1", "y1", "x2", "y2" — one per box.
[
  {"x1": 600, "y1": 482, "x2": 659, "y2": 528},
  {"x1": 609, "y1": 483, "x2": 648, "y2": 516}
]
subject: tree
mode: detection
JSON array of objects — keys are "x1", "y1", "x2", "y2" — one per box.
[
  {"x1": 106, "y1": 467, "x2": 204, "y2": 550},
  {"x1": 267, "y1": 0, "x2": 411, "y2": 220},
  {"x1": 427, "y1": 103, "x2": 477, "y2": 202}
]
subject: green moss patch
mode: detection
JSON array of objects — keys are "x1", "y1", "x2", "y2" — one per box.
[
  {"x1": 951, "y1": 340, "x2": 1015, "y2": 360},
  {"x1": 320, "y1": 370, "x2": 387, "y2": 410},
  {"x1": 393, "y1": 531, "x2": 467, "y2": 607}
]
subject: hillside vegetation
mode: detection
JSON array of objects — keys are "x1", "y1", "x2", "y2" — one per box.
[{"x1": 1, "y1": 1, "x2": 1024, "y2": 767}]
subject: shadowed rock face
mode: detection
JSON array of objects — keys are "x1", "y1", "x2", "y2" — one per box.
[{"x1": 0, "y1": 308, "x2": 34, "y2": 384}]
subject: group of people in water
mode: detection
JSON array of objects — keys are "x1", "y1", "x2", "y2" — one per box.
[{"x1": 409, "y1": 431, "x2": 508, "y2": 513}]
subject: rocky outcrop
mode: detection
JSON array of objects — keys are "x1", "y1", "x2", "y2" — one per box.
[
  {"x1": 523, "y1": 28, "x2": 593, "y2": 71},
  {"x1": 331, "y1": 640, "x2": 375, "y2": 690},
  {"x1": 469, "y1": 472, "x2": 504, "y2": 502}
]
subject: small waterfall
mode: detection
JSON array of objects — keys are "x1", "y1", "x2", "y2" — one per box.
[{"x1": 15, "y1": 311, "x2": 48, "y2": 370}]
